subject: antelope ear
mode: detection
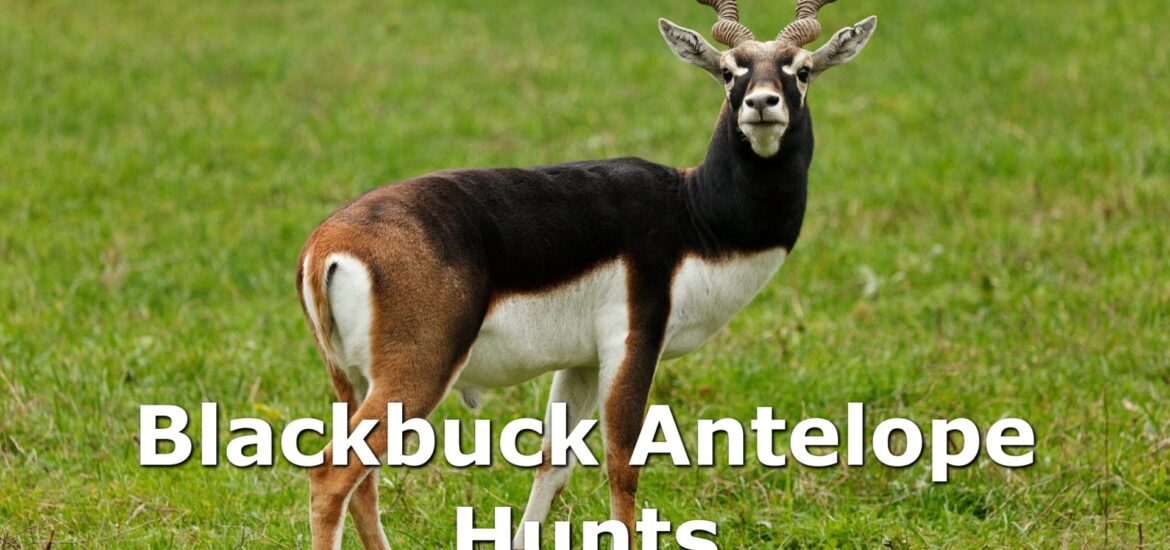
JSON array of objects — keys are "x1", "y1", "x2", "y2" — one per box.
[
  {"x1": 809, "y1": 15, "x2": 877, "y2": 80},
  {"x1": 658, "y1": 18, "x2": 722, "y2": 78}
]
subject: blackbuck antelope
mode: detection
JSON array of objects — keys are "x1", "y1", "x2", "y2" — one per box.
[{"x1": 297, "y1": 0, "x2": 876, "y2": 547}]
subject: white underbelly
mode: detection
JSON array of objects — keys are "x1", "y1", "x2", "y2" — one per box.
[
  {"x1": 455, "y1": 261, "x2": 629, "y2": 389},
  {"x1": 453, "y1": 248, "x2": 786, "y2": 390}
]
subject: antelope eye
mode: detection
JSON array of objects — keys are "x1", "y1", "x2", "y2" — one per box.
[
  {"x1": 797, "y1": 67, "x2": 811, "y2": 82},
  {"x1": 721, "y1": 69, "x2": 733, "y2": 82}
]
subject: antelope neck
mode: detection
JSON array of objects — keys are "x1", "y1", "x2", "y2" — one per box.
[{"x1": 684, "y1": 104, "x2": 813, "y2": 256}]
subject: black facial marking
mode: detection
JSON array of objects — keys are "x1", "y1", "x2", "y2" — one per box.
[{"x1": 728, "y1": 71, "x2": 751, "y2": 109}]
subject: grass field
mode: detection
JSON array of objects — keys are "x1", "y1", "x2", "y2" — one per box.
[{"x1": 2, "y1": 0, "x2": 1168, "y2": 547}]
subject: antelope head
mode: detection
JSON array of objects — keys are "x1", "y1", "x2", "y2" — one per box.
[{"x1": 660, "y1": 0, "x2": 877, "y2": 158}]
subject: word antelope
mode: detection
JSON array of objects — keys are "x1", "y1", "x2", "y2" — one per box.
[{"x1": 296, "y1": 1, "x2": 877, "y2": 548}]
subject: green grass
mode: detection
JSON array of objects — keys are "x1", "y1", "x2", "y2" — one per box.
[{"x1": 2, "y1": 0, "x2": 1168, "y2": 547}]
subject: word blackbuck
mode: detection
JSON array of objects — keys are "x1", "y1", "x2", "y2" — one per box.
[{"x1": 295, "y1": 1, "x2": 878, "y2": 548}]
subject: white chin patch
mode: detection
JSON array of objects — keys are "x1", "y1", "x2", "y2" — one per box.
[{"x1": 739, "y1": 123, "x2": 785, "y2": 158}]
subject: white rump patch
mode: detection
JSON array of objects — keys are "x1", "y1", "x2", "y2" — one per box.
[{"x1": 323, "y1": 253, "x2": 375, "y2": 402}]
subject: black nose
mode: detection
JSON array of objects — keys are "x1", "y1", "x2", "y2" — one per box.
[{"x1": 744, "y1": 92, "x2": 781, "y2": 110}]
